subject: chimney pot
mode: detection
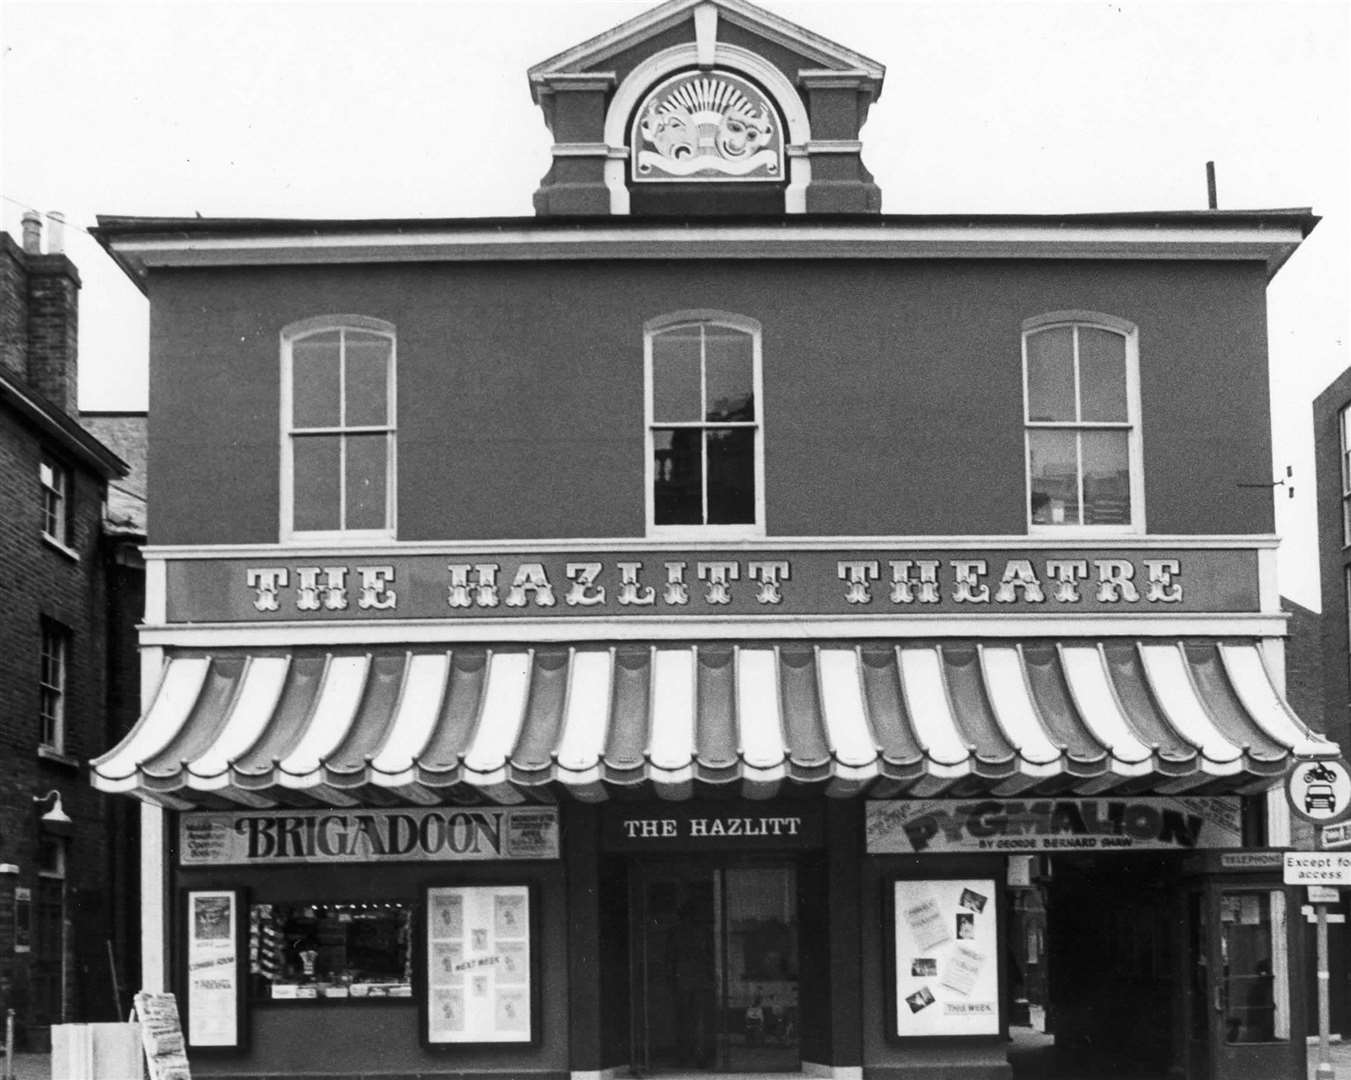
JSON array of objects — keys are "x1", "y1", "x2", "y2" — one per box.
[
  {"x1": 47, "y1": 212, "x2": 65, "y2": 255},
  {"x1": 22, "y1": 211, "x2": 42, "y2": 254}
]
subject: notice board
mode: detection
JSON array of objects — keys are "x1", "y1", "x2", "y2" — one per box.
[{"x1": 133, "y1": 991, "x2": 192, "y2": 1080}]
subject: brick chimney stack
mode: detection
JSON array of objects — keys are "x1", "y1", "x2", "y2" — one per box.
[{"x1": 2, "y1": 211, "x2": 82, "y2": 415}]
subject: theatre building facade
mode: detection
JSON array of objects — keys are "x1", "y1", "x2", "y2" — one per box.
[{"x1": 91, "y1": 2, "x2": 1336, "y2": 1078}]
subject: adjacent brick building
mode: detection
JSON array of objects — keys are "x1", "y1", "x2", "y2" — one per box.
[{"x1": 0, "y1": 213, "x2": 142, "y2": 1045}]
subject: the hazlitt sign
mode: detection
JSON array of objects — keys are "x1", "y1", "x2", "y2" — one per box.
[
  {"x1": 866, "y1": 798, "x2": 1243, "y2": 854},
  {"x1": 163, "y1": 545, "x2": 1261, "y2": 622}
]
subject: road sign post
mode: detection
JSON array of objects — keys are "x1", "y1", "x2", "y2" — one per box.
[
  {"x1": 1285, "y1": 853, "x2": 1348, "y2": 1080},
  {"x1": 1316, "y1": 904, "x2": 1334, "y2": 1080}
]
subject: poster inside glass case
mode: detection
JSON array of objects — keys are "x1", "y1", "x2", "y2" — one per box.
[
  {"x1": 425, "y1": 884, "x2": 532, "y2": 1044},
  {"x1": 187, "y1": 889, "x2": 241, "y2": 1047},
  {"x1": 892, "y1": 878, "x2": 999, "y2": 1037}
]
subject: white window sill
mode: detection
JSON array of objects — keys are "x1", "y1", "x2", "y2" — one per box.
[
  {"x1": 647, "y1": 525, "x2": 766, "y2": 542},
  {"x1": 37, "y1": 745, "x2": 78, "y2": 769},
  {"x1": 1027, "y1": 524, "x2": 1144, "y2": 539},
  {"x1": 281, "y1": 531, "x2": 397, "y2": 545},
  {"x1": 41, "y1": 534, "x2": 80, "y2": 562}
]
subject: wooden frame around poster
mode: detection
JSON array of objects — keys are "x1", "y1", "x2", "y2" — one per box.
[
  {"x1": 180, "y1": 888, "x2": 248, "y2": 1051},
  {"x1": 420, "y1": 882, "x2": 540, "y2": 1048}
]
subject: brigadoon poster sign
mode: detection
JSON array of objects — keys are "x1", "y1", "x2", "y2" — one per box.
[
  {"x1": 866, "y1": 797, "x2": 1242, "y2": 854},
  {"x1": 179, "y1": 807, "x2": 559, "y2": 865}
]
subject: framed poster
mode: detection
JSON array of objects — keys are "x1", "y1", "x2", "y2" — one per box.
[
  {"x1": 889, "y1": 878, "x2": 1000, "y2": 1038},
  {"x1": 423, "y1": 884, "x2": 536, "y2": 1046},
  {"x1": 183, "y1": 889, "x2": 245, "y2": 1049}
]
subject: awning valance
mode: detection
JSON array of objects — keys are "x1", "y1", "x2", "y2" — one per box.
[{"x1": 92, "y1": 641, "x2": 1336, "y2": 808}]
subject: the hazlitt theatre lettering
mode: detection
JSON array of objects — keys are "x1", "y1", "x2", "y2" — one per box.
[
  {"x1": 164, "y1": 548, "x2": 1261, "y2": 623},
  {"x1": 865, "y1": 798, "x2": 1243, "y2": 854}
]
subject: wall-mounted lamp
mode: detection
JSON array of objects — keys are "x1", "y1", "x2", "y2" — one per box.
[{"x1": 33, "y1": 790, "x2": 74, "y2": 834}]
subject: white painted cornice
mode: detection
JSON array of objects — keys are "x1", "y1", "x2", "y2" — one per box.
[{"x1": 101, "y1": 218, "x2": 1310, "y2": 280}]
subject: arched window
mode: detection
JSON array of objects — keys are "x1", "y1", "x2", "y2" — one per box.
[
  {"x1": 646, "y1": 311, "x2": 763, "y2": 536},
  {"x1": 1023, "y1": 312, "x2": 1142, "y2": 533},
  {"x1": 280, "y1": 316, "x2": 396, "y2": 540}
]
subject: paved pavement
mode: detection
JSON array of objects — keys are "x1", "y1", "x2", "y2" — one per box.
[
  {"x1": 3, "y1": 1056, "x2": 50, "y2": 1080},
  {"x1": 5, "y1": 1044, "x2": 1351, "y2": 1078}
]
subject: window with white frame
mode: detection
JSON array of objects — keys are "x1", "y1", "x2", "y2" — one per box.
[
  {"x1": 1340, "y1": 406, "x2": 1351, "y2": 545},
  {"x1": 39, "y1": 619, "x2": 68, "y2": 752},
  {"x1": 1024, "y1": 313, "x2": 1142, "y2": 532},
  {"x1": 39, "y1": 454, "x2": 72, "y2": 546},
  {"x1": 281, "y1": 317, "x2": 396, "y2": 539},
  {"x1": 646, "y1": 312, "x2": 763, "y2": 534}
]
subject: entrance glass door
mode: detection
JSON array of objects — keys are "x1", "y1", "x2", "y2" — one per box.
[
  {"x1": 1186, "y1": 882, "x2": 1303, "y2": 1080},
  {"x1": 631, "y1": 861, "x2": 800, "y2": 1074}
]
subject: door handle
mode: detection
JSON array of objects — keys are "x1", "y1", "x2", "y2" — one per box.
[{"x1": 1214, "y1": 984, "x2": 1223, "y2": 1014}]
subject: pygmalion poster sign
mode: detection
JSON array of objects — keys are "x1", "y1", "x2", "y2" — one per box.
[{"x1": 866, "y1": 797, "x2": 1242, "y2": 854}]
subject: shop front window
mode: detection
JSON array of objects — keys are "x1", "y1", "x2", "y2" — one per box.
[{"x1": 249, "y1": 901, "x2": 413, "y2": 1001}]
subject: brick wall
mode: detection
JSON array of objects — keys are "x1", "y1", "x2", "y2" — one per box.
[
  {"x1": 0, "y1": 236, "x2": 28, "y2": 382},
  {"x1": 24, "y1": 253, "x2": 80, "y2": 416},
  {"x1": 0, "y1": 231, "x2": 81, "y2": 416},
  {"x1": 1282, "y1": 596, "x2": 1326, "y2": 733}
]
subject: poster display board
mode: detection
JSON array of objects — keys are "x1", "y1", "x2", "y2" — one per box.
[
  {"x1": 185, "y1": 890, "x2": 242, "y2": 1048},
  {"x1": 891, "y1": 879, "x2": 999, "y2": 1037},
  {"x1": 133, "y1": 991, "x2": 193, "y2": 1080},
  {"x1": 424, "y1": 884, "x2": 534, "y2": 1045}
]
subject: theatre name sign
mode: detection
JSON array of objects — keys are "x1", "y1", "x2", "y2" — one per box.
[{"x1": 164, "y1": 546, "x2": 1258, "y2": 622}]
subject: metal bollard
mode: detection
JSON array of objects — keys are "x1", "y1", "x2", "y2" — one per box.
[{"x1": 4, "y1": 1007, "x2": 15, "y2": 1080}]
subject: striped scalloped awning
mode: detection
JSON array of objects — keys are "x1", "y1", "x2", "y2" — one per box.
[{"x1": 91, "y1": 640, "x2": 1336, "y2": 809}]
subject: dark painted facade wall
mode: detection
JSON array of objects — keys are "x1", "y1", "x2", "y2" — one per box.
[
  {"x1": 1315, "y1": 367, "x2": 1351, "y2": 751},
  {"x1": 146, "y1": 258, "x2": 1275, "y2": 546}
]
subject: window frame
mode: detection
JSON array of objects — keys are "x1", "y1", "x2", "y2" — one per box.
[
  {"x1": 38, "y1": 619, "x2": 68, "y2": 753},
  {"x1": 1339, "y1": 406, "x2": 1351, "y2": 546},
  {"x1": 1022, "y1": 310, "x2": 1144, "y2": 536},
  {"x1": 644, "y1": 309, "x2": 766, "y2": 539},
  {"x1": 280, "y1": 315, "x2": 398, "y2": 543},
  {"x1": 39, "y1": 452, "x2": 73, "y2": 549}
]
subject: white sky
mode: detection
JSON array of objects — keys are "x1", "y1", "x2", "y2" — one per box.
[{"x1": 2, "y1": 0, "x2": 1347, "y2": 606}]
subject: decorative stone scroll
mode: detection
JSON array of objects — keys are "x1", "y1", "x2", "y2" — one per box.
[{"x1": 632, "y1": 70, "x2": 782, "y2": 182}]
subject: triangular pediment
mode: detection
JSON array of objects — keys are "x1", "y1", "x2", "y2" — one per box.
[
  {"x1": 528, "y1": 0, "x2": 884, "y2": 96},
  {"x1": 528, "y1": 0, "x2": 885, "y2": 217}
]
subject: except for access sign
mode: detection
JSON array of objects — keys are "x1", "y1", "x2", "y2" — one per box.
[{"x1": 1284, "y1": 851, "x2": 1351, "y2": 886}]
